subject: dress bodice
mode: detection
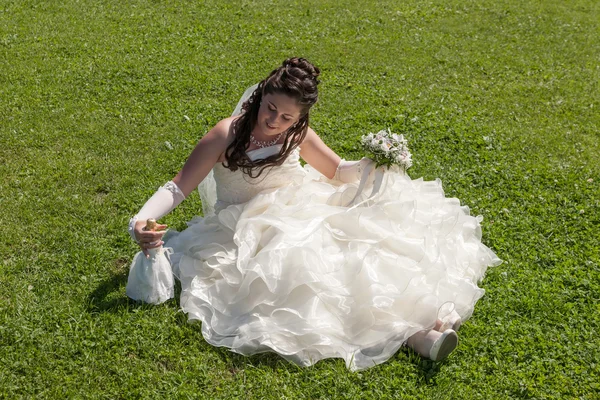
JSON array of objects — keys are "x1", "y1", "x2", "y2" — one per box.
[{"x1": 212, "y1": 145, "x2": 307, "y2": 209}]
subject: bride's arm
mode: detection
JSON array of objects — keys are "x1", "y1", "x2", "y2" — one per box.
[
  {"x1": 129, "y1": 118, "x2": 231, "y2": 252},
  {"x1": 299, "y1": 127, "x2": 342, "y2": 179},
  {"x1": 172, "y1": 118, "x2": 231, "y2": 196},
  {"x1": 300, "y1": 127, "x2": 373, "y2": 182}
]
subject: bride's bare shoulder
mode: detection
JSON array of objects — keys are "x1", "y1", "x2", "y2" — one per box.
[
  {"x1": 203, "y1": 117, "x2": 238, "y2": 143},
  {"x1": 204, "y1": 116, "x2": 240, "y2": 162}
]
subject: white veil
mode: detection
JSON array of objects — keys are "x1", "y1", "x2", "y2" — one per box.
[{"x1": 197, "y1": 83, "x2": 259, "y2": 217}]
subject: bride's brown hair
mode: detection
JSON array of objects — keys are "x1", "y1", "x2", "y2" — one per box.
[{"x1": 223, "y1": 57, "x2": 320, "y2": 178}]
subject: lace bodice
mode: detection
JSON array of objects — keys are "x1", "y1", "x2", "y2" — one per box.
[{"x1": 211, "y1": 145, "x2": 306, "y2": 210}]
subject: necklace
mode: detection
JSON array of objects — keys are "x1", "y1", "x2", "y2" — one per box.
[{"x1": 250, "y1": 133, "x2": 283, "y2": 149}]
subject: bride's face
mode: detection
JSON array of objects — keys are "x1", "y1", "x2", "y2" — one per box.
[{"x1": 255, "y1": 92, "x2": 302, "y2": 137}]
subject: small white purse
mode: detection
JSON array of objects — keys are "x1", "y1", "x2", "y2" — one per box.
[{"x1": 126, "y1": 219, "x2": 174, "y2": 304}]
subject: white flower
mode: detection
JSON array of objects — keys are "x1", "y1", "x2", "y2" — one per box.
[{"x1": 360, "y1": 128, "x2": 412, "y2": 171}]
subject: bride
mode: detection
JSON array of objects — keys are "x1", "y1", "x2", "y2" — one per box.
[{"x1": 127, "y1": 57, "x2": 501, "y2": 370}]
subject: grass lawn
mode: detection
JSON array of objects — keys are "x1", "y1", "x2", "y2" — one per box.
[{"x1": 1, "y1": 0, "x2": 599, "y2": 398}]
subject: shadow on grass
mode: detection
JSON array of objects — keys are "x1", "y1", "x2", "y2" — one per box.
[
  {"x1": 401, "y1": 346, "x2": 448, "y2": 385},
  {"x1": 86, "y1": 269, "x2": 130, "y2": 312},
  {"x1": 85, "y1": 263, "x2": 182, "y2": 314},
  {"x1": 218, "y1": 348, "x2": 297, "y2": 372}
]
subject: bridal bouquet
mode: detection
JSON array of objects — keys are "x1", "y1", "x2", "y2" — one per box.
[{"x1": 361, "y1": 129, "x2": 412, "y2": 172}]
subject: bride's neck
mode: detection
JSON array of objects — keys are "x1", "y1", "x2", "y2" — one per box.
[
  {"x1": 250, "y1": 126, "x2": 271, "y2": 141},
  {"x1": 250, "y1": 126, "x2": 285, "y2": 142}
]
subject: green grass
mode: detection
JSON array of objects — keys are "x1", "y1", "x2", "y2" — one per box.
[{"x1": 1, "y1": 0, "x2": 599, "y2": 398}]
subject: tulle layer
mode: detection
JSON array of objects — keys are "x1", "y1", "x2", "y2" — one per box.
[{"x1": 167, "y1": 169, "x2": 501, "y2": 370}]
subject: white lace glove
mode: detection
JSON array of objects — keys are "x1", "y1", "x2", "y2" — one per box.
[
  {"x1": 333, "y1": 158, "x2": 375, "y2": 183},
  {"x1": 128, "y1": 181, "x2": 186, "y2": 242}
]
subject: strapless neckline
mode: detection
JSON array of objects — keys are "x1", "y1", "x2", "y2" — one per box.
[{"x1": 246, "y1": 144, "x2": 284, "y2": 161}]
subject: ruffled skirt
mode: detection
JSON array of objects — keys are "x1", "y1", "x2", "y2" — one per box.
[{"x1": 167, "y1": 168, "x2": 501, "y2": 370}]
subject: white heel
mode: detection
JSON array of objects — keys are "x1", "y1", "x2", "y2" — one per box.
[{"x1": 429, "y1": 329, "x2": 458, "y2": 361}]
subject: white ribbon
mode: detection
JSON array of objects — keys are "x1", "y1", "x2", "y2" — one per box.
[{"x1": 345, "y1": 165, "x2": 385, "y2": 208}]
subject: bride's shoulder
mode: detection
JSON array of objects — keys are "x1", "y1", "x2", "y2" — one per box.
[
  {"x1": 202, "y1": 117, "x2": 239, "y2": 162},
  {"x1": 205, "y1": 117, "x2": 238, "y2": 142},
  {"x1": 300, "y1": 126, "x2": 319, "y2": 145}
]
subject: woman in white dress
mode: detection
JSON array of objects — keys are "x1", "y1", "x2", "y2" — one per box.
[{"x1": 127, "y1": 57, "x2": 501, "y2": 370}]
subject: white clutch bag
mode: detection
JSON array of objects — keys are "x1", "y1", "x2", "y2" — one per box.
[{"x1": 126, "y1": 219, "x2": 174, "y2": 304}]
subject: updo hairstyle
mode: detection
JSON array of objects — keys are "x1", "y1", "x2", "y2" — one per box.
[{"x1": 224, "y1": 57, "x2": 321, "y2": 178}]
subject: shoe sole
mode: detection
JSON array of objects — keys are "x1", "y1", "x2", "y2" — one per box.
[{"x1": 430, "y1": 329, "x2": 458, "y2": 361}]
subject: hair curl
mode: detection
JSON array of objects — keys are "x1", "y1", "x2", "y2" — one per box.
[{"x1": 223, "y1": 57, "x2": 320, "y2": 178}]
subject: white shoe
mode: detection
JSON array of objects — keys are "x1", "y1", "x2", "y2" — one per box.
[{"x1": 429, "y1": 329, "x2": 458, "y2": 361}]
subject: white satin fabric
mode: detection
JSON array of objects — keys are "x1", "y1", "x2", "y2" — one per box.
[{"x1": 166, "y1": 144, "x2": 501, "y2": 370}]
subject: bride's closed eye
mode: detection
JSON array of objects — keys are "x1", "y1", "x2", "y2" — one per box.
[{"x1": 268, "y1": 105, "x2": 292, "y2": 121}]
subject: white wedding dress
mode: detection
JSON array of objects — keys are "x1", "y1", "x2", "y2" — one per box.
[{"x1": 164, "y1": 142, "x2": 502, "y2": 370}]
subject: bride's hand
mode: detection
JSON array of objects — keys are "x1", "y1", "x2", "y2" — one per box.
[{"x1": 134, "y1": 220, "x2": 168, "y2": 257}]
